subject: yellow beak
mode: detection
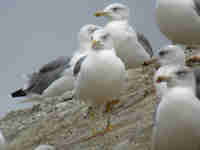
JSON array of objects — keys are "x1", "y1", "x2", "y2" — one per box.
[
  {"x1": 94, "y1": 11, "x2": 108, "y2": 17},
  {"x1": 92, "y1": 40, "x2": 98, "y2": 48},
  {"x1": 143, "y1": 56, "x2": 158, "y2": 65},
  {"x1": 156, "y1": 76, "x2": 170, "y2": 83}
]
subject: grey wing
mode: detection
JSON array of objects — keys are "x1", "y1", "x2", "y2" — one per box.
[
  {"x1": 25, "y1": 56, "x2": 71, "y2": 94},
  {"x1": 73, "y1": 55, "x2": 87, "y2": 77},
  {"x1": 193, "y1": 67, "x2": 200, "y2": 99},
  {"x1": 137, "y1": 32, "x2": 153, "y2": 57},
  {"x1": 193, "y1": 0, "x2": 200, "y2": 16},
  {"x1": 39, "y1": 56, "x2": 71, "y2": 73}
]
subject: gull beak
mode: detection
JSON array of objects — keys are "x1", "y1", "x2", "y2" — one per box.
[
  {"x1": 94, "y1": 11, "x2": 109, "y2": 17},
  {"x1": 143, "y1": 56, "x2": 158, "y2": 66},
  {"x1": 92, "y1": 40, "x2": 98, "y2": 48},
  {"x1": 156, "y1": 76, "x2": 170, "y2": 83}
]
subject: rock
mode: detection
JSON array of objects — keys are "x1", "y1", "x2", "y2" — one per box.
[{"x1": 1, "y1": 63, "x2": 156, "y2": 150}]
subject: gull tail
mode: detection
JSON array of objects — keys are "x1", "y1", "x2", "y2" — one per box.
[{"x1": 11, "y1": 88, "x2": 27, "y2": 98}]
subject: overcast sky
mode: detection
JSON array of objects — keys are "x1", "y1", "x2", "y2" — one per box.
[{"x1": 0, "y1": 0, "x2": 169, "y2": 118}]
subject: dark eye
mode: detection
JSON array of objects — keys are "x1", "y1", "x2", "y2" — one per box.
[
  {"x1": 159, "y1": 51, "x2": 168, "y2": 57},
  {"x1": 113, "y1": 7, "x2": 119, "y2": 12},
  {"x1": 176, "y1": 70, "x2": 186, "y2": 77},
  {"x1": 102, "y1": 34, "x2": 109, "y2": 40},
  {"x1": 90, "y1": 36, "x2": 94, "y2": 41},
  {"x1": 88, "y1": 29, "x2": 95, "y2": 34}
]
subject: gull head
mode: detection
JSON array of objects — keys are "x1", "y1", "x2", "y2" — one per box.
[
  {"x1": 91, "y1": 29, "x2": 114, "y2": 50},
  {"x1": 78, "y1": 24, "x2": 102, "y2": 49},
  {"x1": 156, "y1": 45, "x2": 185, "y2": 66},
  {"x1": 156, "y1": 66, "x2": 196, "y2": 90},
  {"x1": 94, "y1": 3, "x2": 129, "y2": 21}
]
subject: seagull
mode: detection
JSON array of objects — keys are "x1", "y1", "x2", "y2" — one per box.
[
  {"x1": 145, "y1": 45, "x2": 200, "y2": 104},
  {"x1": 0, "y1": 130, "x2": 7, "y2": 150},
  {"x1": 156, "y1": 0, "x2": 200, "y2": 47},
  {"x1": 70, "y1": 24, "x2": 102, "y2": 67},
  {"x1": 74, "y1": 29, "x2": 126, "y2": 135},
  {"x1": 11, "y1": 24, "x2": 101, "y2": 102},
  {"x1": 94, "y1": 3, "x2": 152, "y2": 69},
  {"x1": 34, "y1": 144, "x2": 55, "y2": 150},
  {"x1": 11, "y1": 56, "x2": 72, "y2": 101},
  {"x1": 153, "y1": 45, "x2": 185, "y2": 100},
  {"x1": 153, "y1": 66, "x2": 199, "y2": 150},
  {"x1": 145, "y1": 45, "x2": 185, "y2": 123}
]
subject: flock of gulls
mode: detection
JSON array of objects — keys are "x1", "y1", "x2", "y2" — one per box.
[{"x1": 1, "y1": 0, "x2": 200, "y2": 149}]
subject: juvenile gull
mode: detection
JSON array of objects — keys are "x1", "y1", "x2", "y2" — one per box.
[
  {"x1": 94, "y1": 3, "x2": 151, "y2": 69},
  {"x1": 74, "y1": 29, "x2": 126, "y2": 134},
  {"x1": 156, "y1": 0, "x2": 200, "y2": 46},
  {"x1": 11, "y1": 24, "x2": 101, "y2": 102},
  {"x1": 153, "y1": 66, "x2": 199, "y2": 150}
]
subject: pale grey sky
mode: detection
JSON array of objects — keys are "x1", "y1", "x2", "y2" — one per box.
[{"x1": 0, "y1": 0, "x2": 169, "y2": 117}]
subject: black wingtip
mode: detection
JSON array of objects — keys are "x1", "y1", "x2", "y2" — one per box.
[{"x1": 11, "y1": 89, "x2": 27, "y2": 98}]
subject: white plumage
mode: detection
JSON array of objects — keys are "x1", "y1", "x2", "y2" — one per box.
[
  {"x1": 70, "y1": 24, "x2": 102, "y2": 67},
  {"x1": 95, "y1": 3, "x2": 151, "y2": 69},
  {"x1": 153, "y1": 45, "x2": 185, "y2": 99},
  {"x1": 75, "y1": 29, "x2": 126, "y2": 107},
  {"x1": 11, "y1": 24, "x2": 101, "y2": 102},
  {"x1": 153, "y1": 66, "x2": 200, "y2": 150},
  {"x1": 43, "y1": 25, "x2": 102, "y2": 98},
  {"x1": 156, "y1": 0, "x2": 200, "y2": 45}
]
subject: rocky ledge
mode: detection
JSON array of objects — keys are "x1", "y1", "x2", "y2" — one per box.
[{"x1": 0, "y1": 62, "x2": 158, "y2": 150}]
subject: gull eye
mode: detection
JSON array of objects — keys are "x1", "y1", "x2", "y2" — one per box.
[
  {"x1": 90, "y1": 36, "x2": 94, "y2": 41},
  {"x1": 102, "y1": 34, "x2": 109, "y2": 40},
  {"x1": 176, "y1": 70, "x2": 186, "y2": 77},
  {"x1": 112, "y1": 7, "x2": 119, "y2": 12},
  {"x1": 91, "y1": 28, "x2": 98, "y2": 34},
  {"x1": 88, "y1": 29, "x2": 94, "y2": 34},
  {"x1": 159, "y1": 51, "x2": 168, "y2": 57}
]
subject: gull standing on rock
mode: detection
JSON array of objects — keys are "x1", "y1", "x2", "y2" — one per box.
[
  {"x1": 94, "y1": 3, "x2": 152, "y2": 69},
  {"x1": 153, "y1": 66, "x2": 200, "y2": 150},
  {"x1": 74, "y1": 29, "x2": 126, "y2": 134},
  {"x1": 11, "y1": 24, "x2": 101, "y2": 102},
  {"x1": 156, "y1": 0, "x2": 200, "y2": 47}
]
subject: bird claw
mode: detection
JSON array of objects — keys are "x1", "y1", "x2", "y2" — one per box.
[
  {"x1": 105, "y1": 99, "x2": 120, "y2": 113},
  {"x1": 105, "y1": 123, "x2": 113, "y2": 132},
  {"x1": 87, "y1": 124, "x2": 113, "y2": 140}
]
